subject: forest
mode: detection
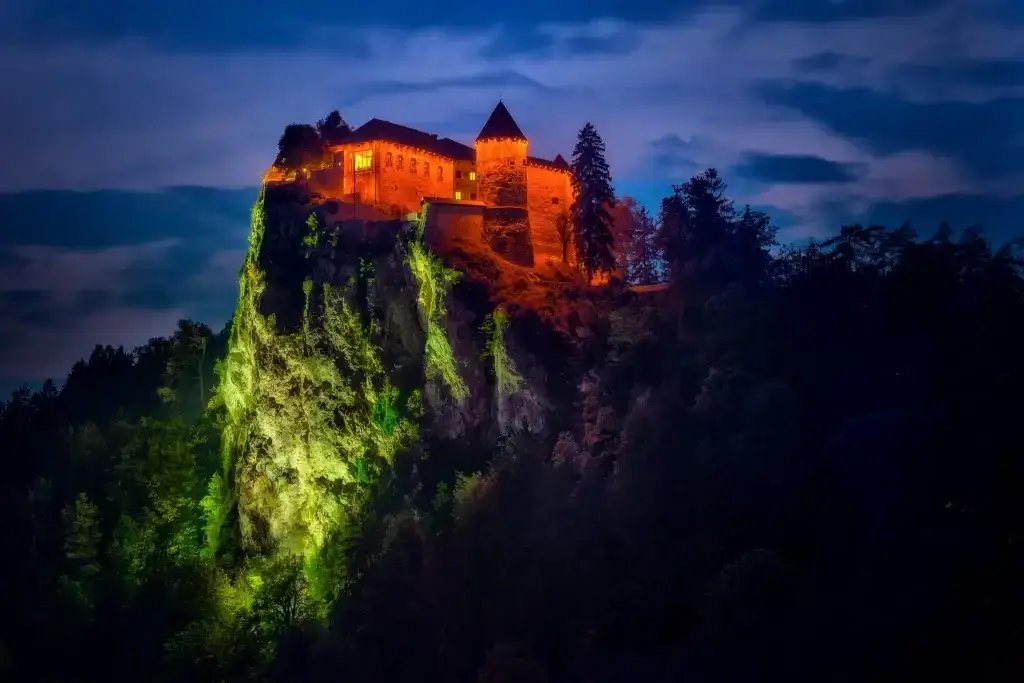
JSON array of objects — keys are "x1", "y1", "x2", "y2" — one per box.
[{"x1": 2, "y1": 161, "x2": 1023, "y2": 682}]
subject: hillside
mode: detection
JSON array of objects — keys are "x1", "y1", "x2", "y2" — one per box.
[{"x1": 3, "y1": 173, "x2": 1024, "y2": 683}]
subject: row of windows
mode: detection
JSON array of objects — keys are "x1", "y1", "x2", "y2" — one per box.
[{"x1": 353, "y1": 150, "x2": 488, "y2": 184}]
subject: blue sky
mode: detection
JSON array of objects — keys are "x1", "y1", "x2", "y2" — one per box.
[{"x1": 0, "y1": 0, "x2": 1021, "y2": 390}]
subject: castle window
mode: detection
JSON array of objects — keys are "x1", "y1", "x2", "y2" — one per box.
[
  {"x1": 470, "y1": 193, "x2": 477, "y2": 200},
  {"x1": 410, "y1": 158, "x2": 417, "y2": 173},
  {"x1": 469, "y1": 171, "x2": 476, "y2": 181},
  {"x1": 455, "y1": 170, "x2": 462, "y2": 179},
  {"x1": 437, "y1": 166, "x2": 443, "y2": 181},
  {"x1": 385, "y1": 152, "x2": 393, "y2": 167},
  {"x1": 551, "y1": 197, "x2": 560, "y2": 205},
  {"x1": 397, "y1": 155, "x2": 404, "y2": 170},
  {"x1": 353, "y1": 150, "x2": 372, "y2": 172},
  {"x1": 424, "y1": 162, "x2": 430, "y2": 177},
  {"x1": 455, "y1": 191, "x2": 462, "y2": 200}
]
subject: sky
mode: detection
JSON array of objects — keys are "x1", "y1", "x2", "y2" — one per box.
[{"x1": 0, "y1": 0, "x2": 1021, "y2": 392}]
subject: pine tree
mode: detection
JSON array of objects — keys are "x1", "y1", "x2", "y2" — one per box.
[
  {"x1": 570, "y1": 123, "x2": 617, "y2": 280},
  {"x1": 629, "y1": 205, "x2": 661, "y2": 285}
]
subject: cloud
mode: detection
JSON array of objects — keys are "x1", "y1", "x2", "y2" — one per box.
[
  {"x1": 0, "y1": 0, "x2": 1022, "y2": 385},
  {"x1": 0, "y1": 206, "x2": 246, "y2": 385},
  {"x1": 0, "y1": 240, "x2": 180, "y2": 305},
  {"x1": 0, "y1": 306, "x2": 188, "y2": 383},
  {"x1": 733, "y1": 153, "x2": 866, "y2": 183},
  {"x1": 0, "y1": 1, "x2": 1019, "y2": 199}
]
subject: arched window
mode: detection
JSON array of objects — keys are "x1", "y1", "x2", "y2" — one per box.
[
  {"x1": 385, "y1": 152, "x2": 393, "y2": 167},
  {"x1": 424, "y1": 161, "x2": 430, "y2": 177},
  {"x1": 410, "y1": 158, "x2": 417, "y2": 173},
  {"x1": 397, "y1": 155, "x2": 404, "y2": 170},
  {"x1": 437, "y1": 166, "x2": 443, "y2": 181}
]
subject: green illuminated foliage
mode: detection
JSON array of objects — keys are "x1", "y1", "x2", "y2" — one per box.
[
  {"x1": 406, "y1": 235, "x2": 468, "y2": 400},
  {"x1": 213, "y1": 190, "x2": 418, "y2": 563},
  {"x1": 481, "y1": 307, "x2": 522, "y2": 395}
]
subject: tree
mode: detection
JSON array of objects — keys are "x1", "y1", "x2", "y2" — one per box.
[
  {"x1": 610, "y1": 196, "x2": 661, "y2": 284},
  {"x1": 555, "y1": 210, "x2": 573, "y2": 265},
  {"x1": 275, "y1": 123, "x2": 328, "y2": 175},
  {"x1": 316, "y1": 110, "x2": 352, "y2": 146},
  {"x1": 609, "y1": 197, "x2": 639, "y2": 275},
  {"x1": 658, "y1": 168, "x2": 774, "y2": 295},
  {"x1": 629, "y1": 204, "x2": 660, "y2": 284},
  {"x1": 160, "y1": 319, "x2": 214, "y2": 419},
  {"x1": 570, "y1": 123, "x2": 617, "y2": 280}
]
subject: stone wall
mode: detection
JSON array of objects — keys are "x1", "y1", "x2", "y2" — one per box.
[
  {"x1": 425, "y1": 202, "x2": 485, "y2": 250},
  {"x1": 483, "y1": 207, "x2": 533, "y2": 267},
  {"x1": 526, "y1": 164, "x2": 572, "y2": 265},
  {"x1": 475, "y1": 139, "x2": 528, "y2": 208}
]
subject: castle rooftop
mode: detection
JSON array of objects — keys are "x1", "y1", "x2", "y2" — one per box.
[{"x1": 476, "y1": 101, "x2": 527, "y2": 142}]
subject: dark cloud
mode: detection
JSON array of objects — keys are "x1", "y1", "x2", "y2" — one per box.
[
  {"x1": 733, "y1": 153, "x2": 866, "y2": 184},
  {"x1": 6, "y1": 0, "x2": 688, "y2": 48},
  {"x1": 747, "y1": 0, "x2": 947, "y2": 23},
  {"x1": 892, "y1": 60, "x2": 1024, "y2": 90},
  {"x1": 0, "y1": 189, "x2": 249, "y2": 385},
  {"x1": 757, "y1": 82, "x2": 1024, "y2": 180},
  {"x1": 850, "y1": 192, "x2": 1024, "y2": 240},
  {"x1": 0, "y1": 188, "x2": 256, "y2": 248},
  {"x1": 340, "y1": 71, "x2": 557, "y2": 108},
  {"x1": 792, "y1": 51, "x2": 872, "y2": 72}
]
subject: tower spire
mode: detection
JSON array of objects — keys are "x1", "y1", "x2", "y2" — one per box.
[{"x1": 476, "y1": 101, "x2": 526, "y2": 141}]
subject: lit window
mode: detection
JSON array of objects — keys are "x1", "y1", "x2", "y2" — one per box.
[
  {"x1": 354, "y1": 150, "x2": 372, "y2": 172},
  {"x1": 469, "y1": 171, "x2": 476, "y2": 181},
  {"x1": 455, "y1": 191, "x2": 462, "y2": 200}
]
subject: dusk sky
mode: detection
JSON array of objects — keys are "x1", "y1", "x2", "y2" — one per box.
[{"x1": 0, "y1": 0, "x2": 1021, "y2": 391}]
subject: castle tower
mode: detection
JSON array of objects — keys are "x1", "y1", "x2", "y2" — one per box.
[
  {"x1": 475, "y1": 101, "x2": 529, "y2": 208},
  {"x1": 475, "y1": 102, "x2": 533, "y2": 265}
]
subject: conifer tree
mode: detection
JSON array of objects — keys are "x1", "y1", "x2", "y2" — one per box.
[{"x1": 570, "y1": 123, "x2": 617, "y2": 279}]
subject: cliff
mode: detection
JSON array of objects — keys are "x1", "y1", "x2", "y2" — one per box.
[{"x1": 213, "y1": 183, "x2": 611, "y2": 561}]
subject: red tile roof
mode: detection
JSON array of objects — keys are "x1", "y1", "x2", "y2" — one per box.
[{"x1": 338, "y1": 118, "x2": 474, "y2": 161}]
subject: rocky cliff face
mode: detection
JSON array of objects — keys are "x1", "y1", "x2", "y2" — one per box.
[{"x1": 216, "y1": 183, "x2": 572, "y2": 557}]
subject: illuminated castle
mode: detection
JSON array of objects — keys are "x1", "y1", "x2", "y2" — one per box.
[{"x1": 325, "y1": 101, "x2": 574, "y2": 267}]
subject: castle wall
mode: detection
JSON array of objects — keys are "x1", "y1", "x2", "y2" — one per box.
[
  {"x1": 526, "y1": 164, "x2": 572, "y2": 265},
  {"x1": 475, "y1": 139, "x2": 528, "y2": 208},
  {"x1": 425, "y1": 201, "x2": 484, "y2": 250},
  {"x1": 375, "y1": 141, "x2": 455, "y2": 215},
  {"x1": 332, "y1": 141, "x2": 454, "y2": 216}
]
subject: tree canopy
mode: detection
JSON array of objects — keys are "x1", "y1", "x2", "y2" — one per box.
[{"x1": 3, "y1": 168, "x2": 1024, "y2": 683}]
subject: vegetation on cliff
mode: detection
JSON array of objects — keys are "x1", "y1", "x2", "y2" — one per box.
[{"x1": 3, "y1": 168, "x2": 1024, "y2": 683}]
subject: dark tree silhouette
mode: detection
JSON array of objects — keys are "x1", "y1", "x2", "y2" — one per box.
[
  {"x1": 316, "y1": 110, "x2": 352, "y2": 146},
  {"x1": 275, "y1": 123, "x2": 328, "y2": 174},
  {"x1": 569, "y1": 123, "x2": 616, "y2": 280}
]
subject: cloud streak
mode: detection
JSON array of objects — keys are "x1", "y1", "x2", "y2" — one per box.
[{"x1": 1, "y1": 1, "x2": 1019, "y2": 213}]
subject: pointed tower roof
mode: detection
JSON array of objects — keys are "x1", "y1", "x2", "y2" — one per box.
[
  {"x1": 552, "y1": 154, "x2": 569, "y2": 170},
  {"x1": 476, "y1": 101, "x2": 527, "y2": 141}
]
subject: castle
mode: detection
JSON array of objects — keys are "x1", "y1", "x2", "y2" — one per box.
[{"x1": 312, "y1": 101, "x2": 574, "y2": 268}]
